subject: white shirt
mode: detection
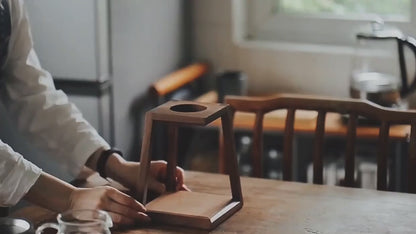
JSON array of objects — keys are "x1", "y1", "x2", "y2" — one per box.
[{"x1": 0, "y1": 0, "x2": 109, "y2": 206}]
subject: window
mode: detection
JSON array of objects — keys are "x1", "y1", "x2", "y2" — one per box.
[
  {"x1": 276, "y1": 0, "x2": 410, "y2": 19},
  {"x1": 236, "y1": 0, "x2": 416, "y2": 48}
]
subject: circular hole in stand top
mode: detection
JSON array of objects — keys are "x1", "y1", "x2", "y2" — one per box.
[{"x1": 170, "y1": 103, "x2": 207, "y2": 112}]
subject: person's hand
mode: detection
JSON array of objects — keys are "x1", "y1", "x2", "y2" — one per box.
[
  {"x1": 107, "y1": 158, "x2": 190, "y2": 198},
  {"x1": 145, "y1": 160, "x2": 190, "y2": 194},
  {"x1": 69, "y1": 186, "x2": 150, "y2": 227}
]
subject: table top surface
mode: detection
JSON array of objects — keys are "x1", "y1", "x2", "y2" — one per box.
[
  {"x1": 12, "y1": 171, "x2": 416, "y2": 233},
  {"x1": 196, "y1": 91, "x2": 411, "y2": 140}
]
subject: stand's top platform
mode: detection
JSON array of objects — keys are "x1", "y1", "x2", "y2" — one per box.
[{"x1": 149, "y1": 100, "x2": 229, "y2": 126}]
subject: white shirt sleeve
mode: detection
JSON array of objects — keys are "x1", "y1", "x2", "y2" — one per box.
[
  {"x1": 0, "y1": 140, "x2": 41, "y2": 206},
  {"x1": 0, "y1": 0, "x2": 110, "y2": 205}
]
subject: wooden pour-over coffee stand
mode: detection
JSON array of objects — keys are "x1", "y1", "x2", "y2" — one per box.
[{"x1": 135, "y1": 100, "x2": 243, "y2": 230}]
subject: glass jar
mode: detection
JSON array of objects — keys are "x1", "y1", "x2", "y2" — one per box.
[{"x1": 36, "y1": 209, "x2": 112, "y2": 234}]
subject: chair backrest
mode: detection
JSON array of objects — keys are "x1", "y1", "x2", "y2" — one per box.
[{"x1": 224, "y1": 93, "x2": 416, "y2": 193}]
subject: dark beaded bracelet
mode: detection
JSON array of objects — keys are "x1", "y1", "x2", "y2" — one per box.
[{"x1": 96, "y1": 148, "x2": 123, "y2": 178}]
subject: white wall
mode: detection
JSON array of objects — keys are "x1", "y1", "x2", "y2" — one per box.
[
  {"x1": 25, "y1": 0, "x2": 110, "y2": 81},
  {"x1": 111, "y1": 0, "x2": 186, "y2": 158},
  {"x1": 192, "y1": 0, "x2": 353, "y2": 97}
]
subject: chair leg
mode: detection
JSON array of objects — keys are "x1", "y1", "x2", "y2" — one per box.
[
  {"x1": 377, "y1": 122, "x2": 390, "y2": 191},
  {"x1": 408, "y1": 122, "x2": 416, "y2": 193}
]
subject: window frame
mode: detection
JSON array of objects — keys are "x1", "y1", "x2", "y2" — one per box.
[{"x1": 233, "y1": 0, "x2": 416, "y2": 51}]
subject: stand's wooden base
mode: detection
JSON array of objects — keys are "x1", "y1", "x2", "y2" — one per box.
[{"x1": 146, "y1": 191, "x2": 242, "y2": 230}]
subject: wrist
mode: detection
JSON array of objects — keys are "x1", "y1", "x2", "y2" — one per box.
[
  {"x1": 85, "y1": 147, "x2": 108, "y2": 171},
  {"x1": 67, "y1": 187, "x2": 80, "y2": 211},
  {"x1": 108, "y1": 159, "x2": 139, "y2": 189},
  {"x1": 93, "y1": 148, "x2": 138, "y2": 189},
  {"x1": 24, "y1": 172, "x2": 77, "y2": 213},
  {"x1": 105, "y1": 153, "x2": 126, "y2": 180},
  {"x1": 95, "y1": 148, "x2": 124, "y2": 179}
]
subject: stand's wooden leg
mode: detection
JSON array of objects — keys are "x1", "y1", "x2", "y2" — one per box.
[
  {"x1": 221, "y1": 108, "x2": 243, "y2": 202},
  {"x1": 136, "y1": 113, "x2": 154, "y2": 204},
  {"x1": 166, "y1": 125, "x2": 179, "y2": 192},
  {"x1": 219, "y1": 109, "x2": 235, "y2": 174},
  {"x1": 218, "y1": 127, "x2": 226, "y2": 174}
]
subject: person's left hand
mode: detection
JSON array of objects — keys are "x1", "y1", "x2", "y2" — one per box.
[{"x1": 107, "y1": 158, "x2": 190, "y2": 198}]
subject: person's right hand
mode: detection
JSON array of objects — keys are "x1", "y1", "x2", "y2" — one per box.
[{"x1": 69, "y1": 186, "x2": 150, "y2": 226}]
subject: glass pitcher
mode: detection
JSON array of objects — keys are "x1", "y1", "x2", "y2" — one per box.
[
  {"x1": 350, "y1": 19, "x2": 416, "y2": 108},
  {"x1": 35, "y1": 209, "x2": 112, "y2": 234}
]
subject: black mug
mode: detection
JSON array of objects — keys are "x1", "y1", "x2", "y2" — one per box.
[{"x1": 216, "y1": 71, "x2": 247, "y2": 103}]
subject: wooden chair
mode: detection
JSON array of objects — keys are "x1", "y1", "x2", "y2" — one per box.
[{"x1": 221, "y1": 93, "x2": 416, "y2": 193}]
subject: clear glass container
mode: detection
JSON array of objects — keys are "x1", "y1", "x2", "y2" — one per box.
[{"x1": 36, "y1": 209, "x2": 112, "y2": 234}]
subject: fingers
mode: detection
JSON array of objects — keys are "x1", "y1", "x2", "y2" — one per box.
[
  {"x1": 176, "y1": 169, "x2": 191, "y2": 191},
  {"x1": 106, "y1": 211, "x2": 136, "y2": 226},
  {"x1": 148, "y1": 161, "x2": 188, "y2": 193},
  {"x1": 148, "y1": 177, "x2": 166, "y2": 194},
  {"x1": 102, "y1": 187, "x2": 150, "y2": 226},
  {"x1": 70, "y1": 187, "x2": 151, "y2": 227},
  {"x1": 106, "y1": 187, "x2": 146, "y2": 212},
  {"x1": 180, "y1": 184, "x2": 191, "y2": 192},
  {"x1": 153, "y1": 160, "x2": 167, "y2": 180},
  {"x1": 175, "y1": 167, "x2": 185, "y2": 191},
  {"x1": 106, "y1": 197, "x2": 150, "y2": 223}
]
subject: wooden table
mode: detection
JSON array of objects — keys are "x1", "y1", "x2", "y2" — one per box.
[{"x1": 12, "y1": 171, "x2": 416, "y2": 233}]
